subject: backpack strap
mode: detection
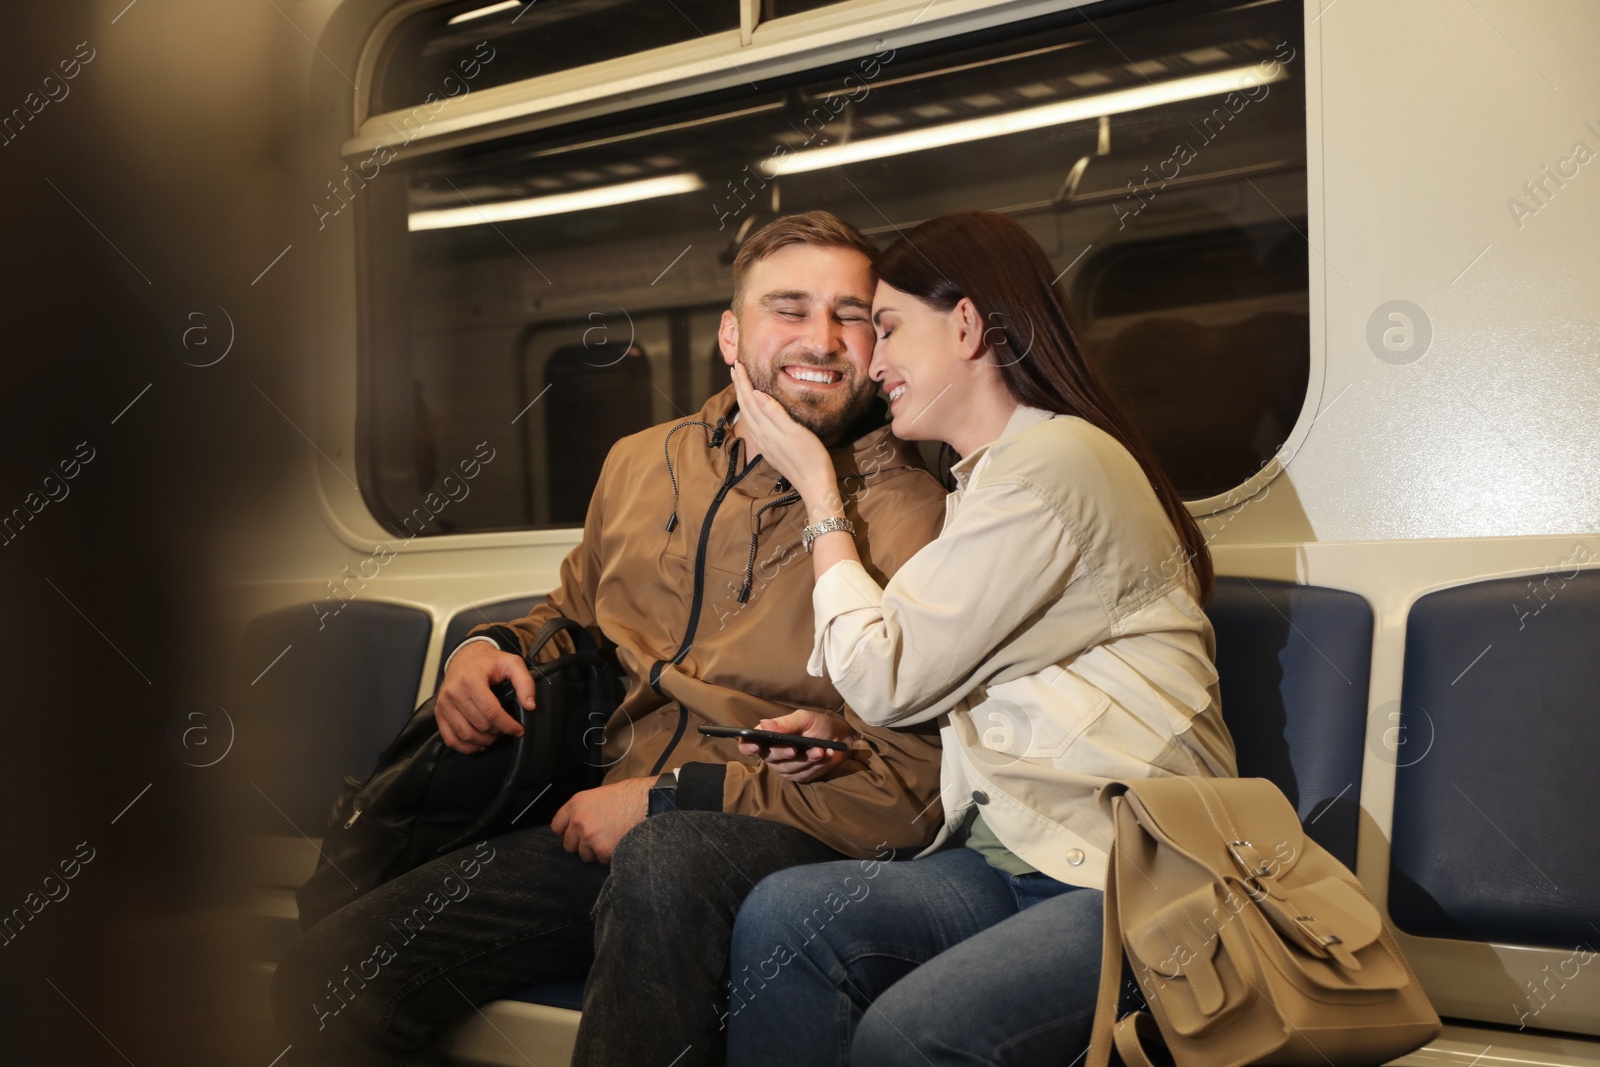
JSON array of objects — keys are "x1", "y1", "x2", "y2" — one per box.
[
  {"x1": 1113, "y1": 1013, "x2": 1165, "y2": 1067},
  {"x1": 1088, "y1": 792, "x2": 1177, "y2": 1067},
  {"x1": 430, "y1": 617, "x2": 604, "y2": 857},
  {"x1": 526, "y1": 616, "x2": 598, "y2": 666},
  {"x1": 1087, "y1": 800, "x2": 1126, "y2": 1067}
]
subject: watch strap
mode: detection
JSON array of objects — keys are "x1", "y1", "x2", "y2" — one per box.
[{"x1": 802, "y1": 516, "x2": 855, "y2": 553}]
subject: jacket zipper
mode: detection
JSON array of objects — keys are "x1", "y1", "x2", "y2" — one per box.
[{"x1": 647, "y1": 441, "x2": 761, "y2": 774}]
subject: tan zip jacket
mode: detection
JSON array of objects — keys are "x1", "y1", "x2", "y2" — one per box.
[{"x1": 470, "y1": 385, "x2": 949, "y2": 858}]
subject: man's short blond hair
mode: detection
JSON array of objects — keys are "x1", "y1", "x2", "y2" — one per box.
[{"x1": 731, "y1": 211, "x2": 879, "y2": 309}]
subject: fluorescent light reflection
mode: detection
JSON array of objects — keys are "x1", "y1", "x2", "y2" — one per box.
[
  {"x1": 447, "y1": 1, "x2": 523, "y2": 24},
  {"x1": 408, "y1": 174, "x2": 707, "y2": 231},
  {"x1": 763, "y1": 64, "x2": 1287, "y2": 177}
]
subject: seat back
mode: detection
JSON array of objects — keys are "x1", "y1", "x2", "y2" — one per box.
[
  {"x1": 1390, "y1": 571, "x2": 1600, "y2": 948},
  {"x1": 236, "y1": 600, "x2": 431, "y2": 832},
  {"x1": 434, "y1": 595, "x2": 547, "y2": 690},
  {"x1": 1205, "y1": 576, "x2": 1373, "y2": 868}
]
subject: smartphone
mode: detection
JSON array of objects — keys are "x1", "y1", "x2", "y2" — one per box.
[{"x1": 698, "y1": 725, "x2": 850, "y2": 752}]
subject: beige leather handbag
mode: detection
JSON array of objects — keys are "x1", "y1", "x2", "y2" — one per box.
[{"x1": 1086, "y1": 777, "x2": 1441, "y2": 1067}]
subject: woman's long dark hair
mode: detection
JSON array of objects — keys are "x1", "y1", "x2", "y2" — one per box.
[{"x1": 876, "y1": 210, "x2": 1213, "y2": 602}]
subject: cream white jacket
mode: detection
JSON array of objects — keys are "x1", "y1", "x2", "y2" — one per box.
[{"x1": 808, "y1": 405, "x2": 1237, "y2": 887}]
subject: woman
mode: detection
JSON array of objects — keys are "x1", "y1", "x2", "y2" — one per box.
[{"x1": 724, "y1": 211, "x2": 1236, "y2": 1067}]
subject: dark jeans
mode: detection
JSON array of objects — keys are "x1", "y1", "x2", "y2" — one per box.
[{"x1": 270, "y1": 811, "x2": 842, "y2": 1067}]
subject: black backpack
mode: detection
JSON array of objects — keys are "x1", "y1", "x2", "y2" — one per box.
[{"x1": 295, "y1": 617, "x2": 622, "y2": 930}]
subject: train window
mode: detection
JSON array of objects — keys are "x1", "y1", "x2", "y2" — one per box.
[
  {"x1": 358, "y1": 0, "x2": 1308, "y2": 534},
  {"x1": 767, "y1": 0, "x2": 846, "y2": 17},
  {"x1": 1074, "y1": 219, "x2": 1311, "y2": 500},
  {"x1": 370, "y1": 0, "x2": 740, "y2": 114}
]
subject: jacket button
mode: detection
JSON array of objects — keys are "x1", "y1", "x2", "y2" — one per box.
[
  {"x1": 1066, "y1": 848, "x2": 1085, "y2": 866},
  {"x1": 971, "y1": 790, "x2": 989, "y2": 805}
]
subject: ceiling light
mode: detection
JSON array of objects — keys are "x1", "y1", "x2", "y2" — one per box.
[
  {"x1": 447, "y1": 1, "x2": 523, "y2": 25},
  {"x1": 408, "y1": 174, "x2": 706, "y2": 231},
  {"x1": 763, "y1": 64, "x2": 1286, "y2": 177}
]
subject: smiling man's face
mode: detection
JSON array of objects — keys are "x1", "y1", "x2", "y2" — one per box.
[{"x1": 718, "y1": 242, "x2": 879, "y2": 443}]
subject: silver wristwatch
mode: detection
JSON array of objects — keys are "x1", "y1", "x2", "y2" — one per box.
[{"x1": 802, "y1": 516, "x2": 855, "y2": 553}]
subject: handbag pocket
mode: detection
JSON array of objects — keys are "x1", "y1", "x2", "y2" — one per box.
[
  {"x1": 1249, "y1": 876, "x2": 1413, "y2": 998},
  {"x1": 1126, "y1": 882, "x2": 1258, "y2": 1037}
]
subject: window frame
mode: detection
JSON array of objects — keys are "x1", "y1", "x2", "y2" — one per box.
[{"x1": 330, "y1": 0, "x2": 1327, "y2": 555}]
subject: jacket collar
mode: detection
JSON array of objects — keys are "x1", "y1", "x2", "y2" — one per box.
[{"x1": 948, "y1": 404, "x2": 1057, "y2": 489}]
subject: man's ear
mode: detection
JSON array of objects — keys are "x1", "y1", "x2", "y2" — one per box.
[
  {"x1": 954, "y1": 296, "x2": 987, "y2": 362},
  {"x1": 718, "y1": 309, "x2": 740, "y2": 366}
]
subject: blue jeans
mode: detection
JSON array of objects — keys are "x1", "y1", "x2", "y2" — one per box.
[{"x1": 727, "y1": 845, "x2": 1120, "y2": 1067}]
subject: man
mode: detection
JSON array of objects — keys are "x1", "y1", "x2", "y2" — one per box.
[{"x1": 270, "y1": 211, "x2": 949, "y2": 1066}]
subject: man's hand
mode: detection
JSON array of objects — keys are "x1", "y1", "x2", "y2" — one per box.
[
  {"x1": 435, "y1": 641, "x2": 533, "y2": 755},
  {"x1": 739, "y1": 709, "x2": 856, "y2": 784},
  {"x1": 550, "y1": 778, "x2": 652, "y2": 864}
]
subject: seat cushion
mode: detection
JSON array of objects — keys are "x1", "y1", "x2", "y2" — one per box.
[
  {"x1": 506, "y1": 980, "x2": 585, "y2": 1011},
  {"x1": 1389, "y1": 569, "x2": 1600, "y2": 947},
  {"x1": 1205, "y1": 577, "x2": 1373, "y2": 868}
]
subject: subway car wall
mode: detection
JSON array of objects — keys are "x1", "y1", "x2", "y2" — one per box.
[{"x1": 0, "y1": 1, "x2": 1596, "y2": 1066}]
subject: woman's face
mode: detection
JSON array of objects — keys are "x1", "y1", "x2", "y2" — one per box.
[{"x1": 868, "y1": 281, "x2": 968, "y2": 444}]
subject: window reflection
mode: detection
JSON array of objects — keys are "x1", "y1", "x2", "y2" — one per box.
[
  {"x1": 372, "y1": 0, "x2": 739, "y2": 114},
  {"x1": 361, "y1": 0, "x2": 1308, "y2": 534},
  {"x1": 766, "y1": 0, "x2": 840, "y2": 18},
  {"x1": 1075, "y1": 218, "x2": 1310, "y2": 499},
  {"x1": 539, "y1": 341, "x2": 654, "y2": 525}
]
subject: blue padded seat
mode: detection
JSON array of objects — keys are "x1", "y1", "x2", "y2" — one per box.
[
  {"x1": 1389, "y1": 570, "x2": 1600, "y2": 948},
  {"x1": 506, "y1": 980, "x2": 585, "y2": 1011},
  {"x1": 434, "y1": 595, "x2": 546, "y2": 690},
  {"x1": 1204, "y1": 577, "x2": 1373, "y2": 868},
  {"x1": 237, "y1": 600, "x2": 431, "y2": 832}
]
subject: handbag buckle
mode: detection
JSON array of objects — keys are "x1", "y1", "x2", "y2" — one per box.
[
  {"x1": 1294, "y1": 914, "x2": 1343, "y2": 948},
  {"x1": 1291, "y1": 913, "x2": 1360, "y2": 968},
  {"x1": 1228, "y1": 840, "x2": 1275, "y2": 878},
  {"x1": 1229, "y1": 840, "x2": 1288, "y2": 901}
]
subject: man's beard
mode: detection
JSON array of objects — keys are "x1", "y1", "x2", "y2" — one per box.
[{"x1": 739, "y1": 349, "x2": 877, "y2": 442}]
